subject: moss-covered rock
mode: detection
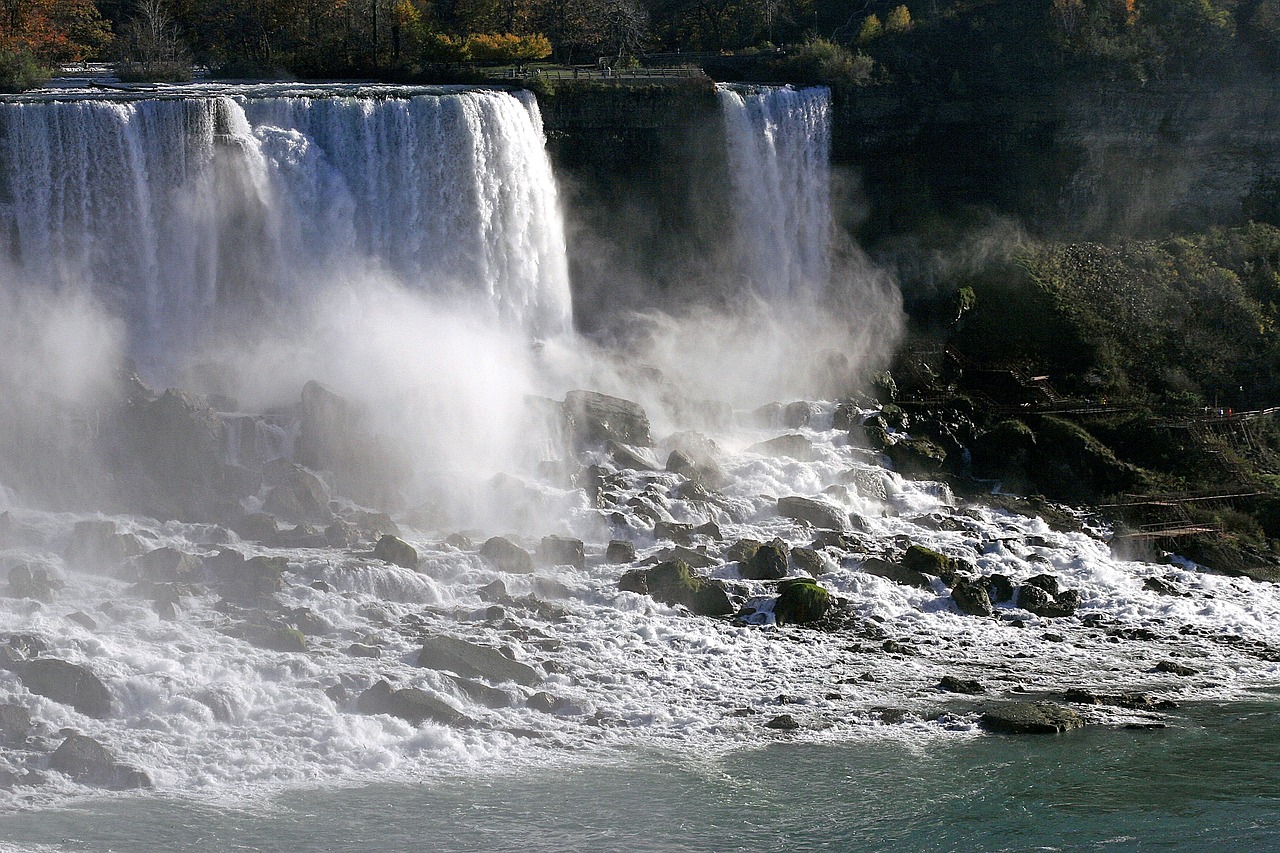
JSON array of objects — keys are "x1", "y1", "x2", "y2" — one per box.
[
  {"x1": 773, "y1": 578, "x2": 831, "y2": 625},
  {"x1": 902, "y1": 545, "x2": 959, "y2": 582},
  {"x1": 980, "y1": 702, "x2": 1083, "y2": 734},
  {"x1": 373, "y1": 534, "x2": 418, "y2": 569},
  {"x1": 740, "y1": 539, "x2": 788, "y2": 580},
  {"x1": 619, "y1": 559, "x2": 734, "y2": 616},
  {"x1": 884, "y1": 436, "x2": 948, "y2": 476}
]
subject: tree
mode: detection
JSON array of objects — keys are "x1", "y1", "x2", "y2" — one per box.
[
  {"x1": 857, "y1": 12, "x2": 881, "y2": 43},
  {"x1": 0, "y1": 0, "x2": 111, "y2": 64},
  {"x1": 115, "y1": 0, "x2": 190, "y2": 80},
  {"x1": 884, "y1": 4, "x2": 911, "y2": 33}
]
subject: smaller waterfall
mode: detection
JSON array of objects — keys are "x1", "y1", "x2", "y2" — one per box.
[{"x1": 717, "y1": 84, "x2": 832, "y2": 300}]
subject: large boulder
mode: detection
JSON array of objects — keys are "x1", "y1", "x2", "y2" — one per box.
[
  {"x1": 297, "y1": 380, "x2": 409, "y2": 509},
  {"x1": 479, "y1": 537, "x2": 534, "y2": 573},
  {"x1": 618, "y1": 559, "x2": 734, "y2": 617},
  {"x1": 1017, "y1": 584, "x2": 1080, "y2": 618},
  {"x1": 565, "y1": 390, "x2": 652, "y2": 447},
  {"x1": 20, "y1": 658, "x2": 113, "y2": 718},
  {"x1": 262, "y1": 461, "x2": 333, "y2": 525},
  {"x1": 116, "y1": 388, "x2": 229, "y2": 518},
  {"x1": 747, "y1": 434, "x2": 812, "y2": 461},
  {"x1": 539, "y1": 536, "x2": 585, "y2": 569},
  {"x1": 373, "y1": 535, "x2": 418, "y2": 569},
  {"x1": 357, "y1": 680, "x2": 471, "y2": 726},
  {"x1": 49, "y1": 734, "x2": 150, "y2": 788},
  {"x1": 134, "y1": 547, "x2": 202, "y2": 583},
  {"x1": 64, "y1": 520, "x2": 146, "y2": 575},
  {"x1": 860, "y1": 557, "x2": 933, "y2": 590},
  {"x1": 902, "y1": 545, "x2": 960, "y2": 583},
  {"x1": 0, "y1": 704, "x2": 30, "y2": 744},
  {"x1": 605, "y1": 540, "x2": 636, "y2": 564},
  {"x1": 8, "y1": 564, "x2": 58, "y2": 602},
  {"x1": 773, "y1": 578, "x2": 831, "y2": 625},
  {"x1": 951, "y1": 578, "x2": 995, "y2": 617},
  {"x1": 739, "y1": 539, "x2": 788, "y2": 580},
  {"x1": 883, "y1": 436, "x2": 948, "y2": 477},
  {"x1": 416, "y1": 635, "x2": 541, "y2": 686},
  {"x1": 777, "y1": 496, "x2": 847, "y2": 531},
  {"x1": 980, "y1": 702, "x2": 1084, "y2": 734}
]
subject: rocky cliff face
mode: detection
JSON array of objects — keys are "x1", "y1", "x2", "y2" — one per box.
[{"x1": 539, "y1": 75, "x2": 1280, "y2": 259}]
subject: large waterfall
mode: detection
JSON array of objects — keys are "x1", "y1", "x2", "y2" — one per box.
[
  {"x1": 0, "y1": 87, "x2": 573, "y2": 360},
  {"x1": 717, "y1": 84, "x2": 832, "y2": 299}
]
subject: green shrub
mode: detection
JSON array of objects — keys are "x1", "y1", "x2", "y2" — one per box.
[{"x1": 0, "y1": 48, "x2": 48, "y2": 94}]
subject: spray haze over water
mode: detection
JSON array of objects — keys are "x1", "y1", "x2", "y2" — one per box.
[{"x1": 3, "y1": 80, "x2": 1274, "y2": 844}]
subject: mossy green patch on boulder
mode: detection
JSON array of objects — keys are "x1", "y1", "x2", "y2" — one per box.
[
  {"x1": 373, "y1": 534, "x2": 418, "y2": 569},
  {"x1": 902, "y1": 545, "x2": 959, "y2": 582},
  {"x1": 740, "y1": 539, "x2": 788, "y2": 580},
  {"x1": 619, "y1": 559, "x2": 733, "y2": 617},
  {"x1": 773, "y1": 578, "x2": 831, "y2": 625}
]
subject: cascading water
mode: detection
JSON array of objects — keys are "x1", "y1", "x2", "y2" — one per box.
[
  {"x1": 0, "y1": 87, "x2": 572, "y2": 361},
  {"x1": 716, "y1": 84, "x2": 832, "y2": 299}
]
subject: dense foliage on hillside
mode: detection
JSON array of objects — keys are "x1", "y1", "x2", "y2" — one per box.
[{"x1": 3, "y1": 0, "x2": 1277, "y2": 88}]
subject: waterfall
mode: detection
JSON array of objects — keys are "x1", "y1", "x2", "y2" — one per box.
[
  {"x1": 716, "y1": 84, "x2": 832, "y2": 300},
  {"x1": 0, "y1": 88, "x2": 573, "y2": 361}
]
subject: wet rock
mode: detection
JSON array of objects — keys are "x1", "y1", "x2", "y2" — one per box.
[
  {"x1": 662, "y1": 431, "x2": 730, "y2": 488},
  {"x1": 416, "y1": 635, "x2": 541, "y2": 686},
  {"x1": 66, "y1": 612, "x2": 97, "y2": 631},
  {"x1": 7, "y1": 564, "x2": 58, "y2": 602},
  {"x1": 618, "y1": 559, "x2": 734, "y2": 617},
  {"x1": 539, "y1": 535, "x2": 585, "y2": 569},
  {"x1": 665, "y1": 449, "x2": 698, "y2": 479},
  {"x1": 253, "y1": 624, "x2": 307, "y2": 653},
  {"x1": 135, "y1": 547, "x2": 202, "y2": 582},
  {"x1": 740, "y1": 539, "x2": 788, "y2": 580},
  {"x1": 727, "y1": 539, "x2": 763, "y2": 564},
  {"x1": 19, "y1": 658, "x2": 113, "y2": 718},
  {"x1": 861, "y1": 557, "x2": 932, "y2": 590},
  {"x1": 479, "y1": 536, "x2": 534, "y2": 573},
  {"x1": 117, "y1": 388, "x2": 228, "y2": 519},
  {"x1": 951, "y1": 578, "x2": 995, "y2": 617},
  {"x1": 478, "y1": 579, "x2": 508, "y2": 602},
  {"x1": 606, "y1": 540, "x2": 636, "y2": 564},
  {"x1": 346, "y1": 643, "x2": 381, "y2": 658},
  {"x1": 607, "y1": 441, "x2": 658, "y2": 471},
  {"x1": 49, "y1": 734, "x2": 151, "y2": 789},
  {"x1": 747, "y1": 434, "x2": 812, "y2": 461},
  {"x1": 0, "y1": 704, "x2": 30, "y2": 744},
  {"x1": 447, "y1": 675, "x2": 512, "y2": 709},
  {"x1": 348, "y1": 510, "x2": 400, "y2": 539},
  {"x1": 902, "y1": 545, "x2": 959, "y2": 583},
  {"x1": 526, "y1": 691, "x2": 562, "y2": 713},
  {"x1": 1155, "y1": 660, "x2": 1198, "y2": 676},
  {"x1": 987, "y1": 573, "x2": 1015, "y2": 603},
  {"x1": 263, "y1": 462, "x2": 333, "y2": 525},
  {"x1": 231, "y1": 512, "x2": 280, "y2": 544},
  {"x1": 65, "y1": 520, "x2": 146, "y2": 574},
  {"x1": 373, "y1": 535, "x2": 418, "y2": 569},
  {"x1": 358, "y1": 680, "x2": 471, "y2": 726},
  {"x1": 1024, "y1": 573, "x2": 1060, "y2": 596},
  {"x1": 764, "y1": 714, "x2": 800, "y2": 730},
  {"x1": 980, "y1": 702, "x2": 1084, "y2": 734},
  {"x1": 1017, "y1": 583, "x2": 1079, "y2": 618},
  {"x1": 566, "y1": 390, "x2": 652, "y2": 447},
  {"x1": 325, "y1": 519, "x2": 360, "y2": 548},
  {"x1": 784, "y1": 401, "x2": 819, "y2": 428},
  {"x1": 654, "y1": 520, "x2": 693, "y2": 544},
  {"x1": 790, "y1": 546, "x2": 825, "y2": 576},
  {"x1": 773, "y1": 578, "x2": 831, "y2": 626},
  {"x1": 884, "y1": 436, "x2": 947, "y2": 476},
  {"x1": 939, "y1": 675, "x2": 985, "y2": 694},
  {"x1": 777, "y1": 496, "x2": 847, "y2": 531},
  {"x1": 664, "y1": 545, "x2": 718, "y2": 569},
  {"x1": 1143, "y1": 576, "x2": 1183, "y2": 596}
]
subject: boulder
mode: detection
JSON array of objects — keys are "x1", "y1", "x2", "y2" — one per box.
[
  {"x1": 49, "y1": 734, "x2": 150, "y2": 788},
  {"x1": 231, "y1": 512, "x2": 280, "y2": 544},
  {"x1": 764, "y1": 714, "x2": 800, "y2": 730},
  {"x1": 64, "y1": 520, "x2": 146, "y2": 574},
  {"x1": 20, "y1": 658, "x2": 113, "y2": 718},
  {"x1": 980, "y1": 702, "x2": 1084, "y2": 734},
  {"x1": 938, "y1": 675, "x2": 985, "y2": 694},
  {"x1": 951, "y1": 578, "x2": 995, "y2": 617},
  {"x1": 325, "y1": 519, "x2": 360, "y2": 548},
  {"x1": 539, "y1": 535, "x2": 585, "y2": 569},
  {"x1": 727, "y1": 539, "x2": 763, "y2": 564},
  {"x1": 297, "y1": 380, "x2": 409, "y2": 509},
  {"x1": 773, "y1": 578, "x2": 831, "y2": 626},
  {"x1": 987, "y1": 573, "x2": 1015, "y2": 603},
  {"x1": 1155, "y1": 660, "x2": 1198, "y2": 676},
  {"x1": 0, "y1": 703, "x2": 30, "y2": 744},
  {"x1": 662, "y1": 431, "x2": 730, "y2": 488},
  {"x1": 902, "y1": 545, "x2": 959, "y2": 582},
  {"x1": 262, "y1": 462, "x2": 333, "y2": 525},
  {"x1": 357, "y1": 680, "x2": 471, "y2": 726},
  {"x1": 861, "y1": 557, "x2": 932, "y2": 590},
  {"x1": 416, "y1": 635, "x2": 541, "y2": 686},
  {"x1": 740, "y1": 539, "x2": 788, "y2": 580},
  {"x1": 373, "y1": 535, "x2": 418, "y2": 569},
  {"x1": 1024, "y1": 573, "x2": 1060, "y2": 596},
  {"x1": 135, "y1": 547, "x2": 202, "y2": 582},
  {"x1": 618, "y1": 559, "x2": 734, "y2": 617},
  {"x1": 790, "y1": 547, "x2": 825, "y2": 576},
  {"x1": 884, "y1": 436, "x2": 948, "y2": 476},
  {"x1": 8, "y1": 564, "x2": 57, "y2": 602},
  {"x1": 605, "y1": 540, "x2": 636, "y2": 564},
  {"x1": 1017, "y1": 584, "x2": 1080, "y2": 618},
  {"x1": 479, "y1": 537, "x2": 534, "y2": 573},
  {"x1": 783, "y1": 401, "x2": 819, "y2": 428},
  {"x1": 607, "y1": 441, "x2": 658, "y2": 471},
  {"x1": 664, "y1": 545, "x2": 718, "y2": 569},
  {"x1": 117, "y1": 388, "x2": 227, "y2": 517},
  {"x1": 777, "y1": 496, "x2": 847, "y2": 531},
  {"x1": 747, "y1": 434, "x2": 812, "y2": 461},
  {"x1": 565, "y1": 390, "x2": 652, "y2": 447}
]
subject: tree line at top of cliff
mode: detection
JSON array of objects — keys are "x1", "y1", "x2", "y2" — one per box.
[{"x1": 2, "y1": 0, "x2": 1277, "y2": 92}]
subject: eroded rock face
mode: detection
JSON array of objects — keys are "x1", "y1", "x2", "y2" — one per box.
[{"x1": 565, "y1": 390, "x2": 652, "y2": 448}]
